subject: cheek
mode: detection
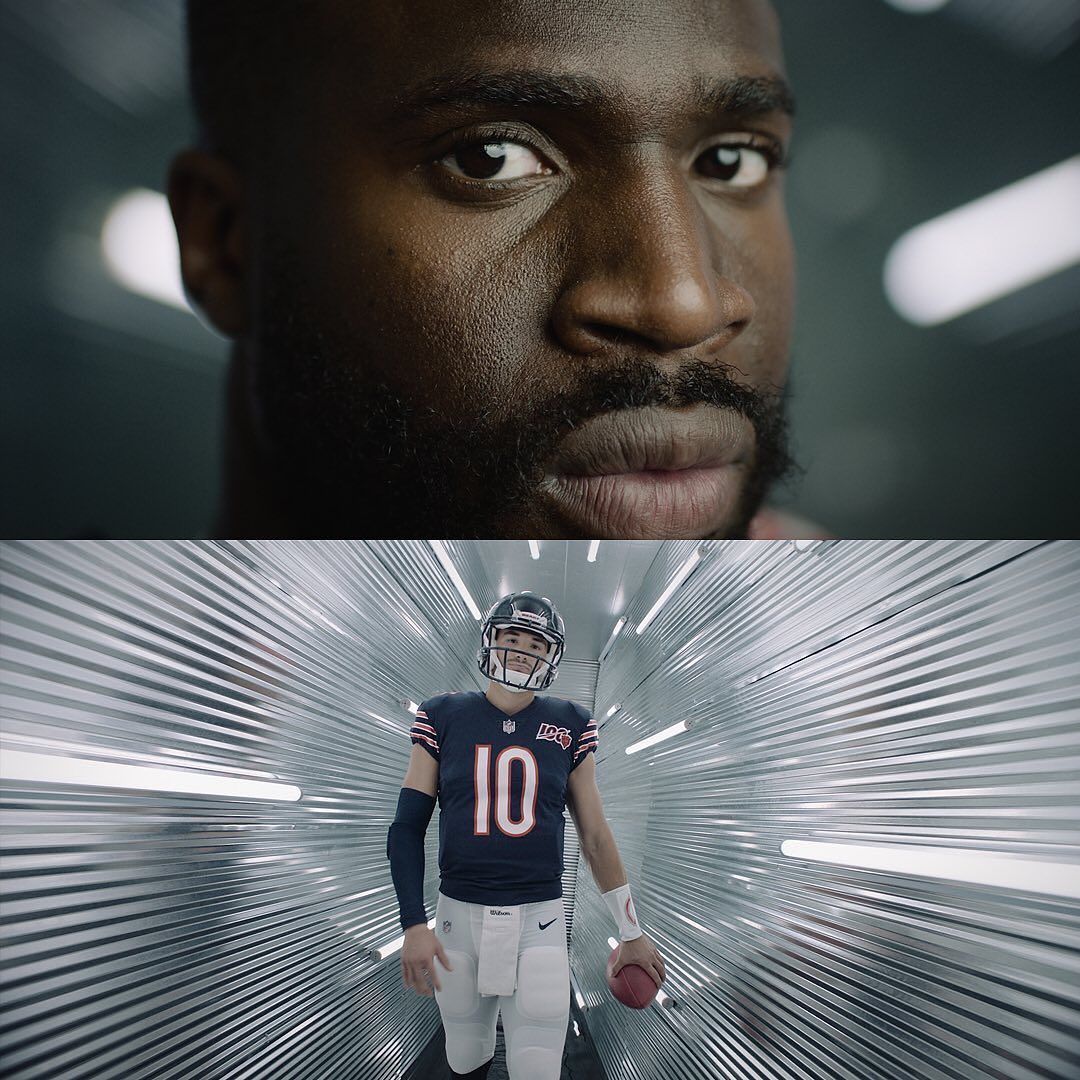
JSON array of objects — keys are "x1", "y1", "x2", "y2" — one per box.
[
  {"x1": 306, "y1": 179, "x2": 554, "y2": 418},
  {"x1": 709, "y1": 197, "x2": 795, "y2": 386}
]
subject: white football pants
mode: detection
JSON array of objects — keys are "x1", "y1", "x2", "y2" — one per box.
[{"x1": 433, "y1": 892, "x2": 570, "y2": 1080}]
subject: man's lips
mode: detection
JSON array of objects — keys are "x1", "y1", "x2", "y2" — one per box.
[{"x1": 539, "y1": 406, "x2": 754, "y2": 538}]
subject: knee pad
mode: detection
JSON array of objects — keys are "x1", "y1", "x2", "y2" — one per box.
[
  {"x1": 507, "y1": 1039, "x2": 563, "y2": 1080},
  {"x1": 516, "y1": 947, "x2": 569, "y2": 1023},
  {"x1": 437, "y1": 950, "x2": 496, "y2": 1074},
  {"x1": 451, "y1": 1059, "x2": 493, "y2": 1080}
]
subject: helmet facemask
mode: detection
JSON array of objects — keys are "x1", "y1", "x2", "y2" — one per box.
[
  {"x1": 476, "y1": 592, "x2": 566, "y2": 693},
  {"x1": 480, "y1": 625, "x2": 562, "y2": 692}
]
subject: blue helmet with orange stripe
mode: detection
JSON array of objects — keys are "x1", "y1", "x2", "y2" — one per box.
[{"x1": 477, "y1": 591, "x2": 565, "y2": 693}]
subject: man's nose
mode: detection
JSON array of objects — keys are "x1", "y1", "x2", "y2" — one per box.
[{"x1": 549, "y1": 157, "x2": 755, "y2": 360}]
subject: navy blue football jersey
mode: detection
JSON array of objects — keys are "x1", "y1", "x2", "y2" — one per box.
[{"x1": 409, "y1": 691, "x2": 598, "y2": 905}]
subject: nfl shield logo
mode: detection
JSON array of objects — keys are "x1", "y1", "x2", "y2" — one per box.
[
  {"x1": 503, "y1": 719, "x2": 516, "y2": 734},
  {"x1": 442, "y1": 920, "x2": 451, "y2": 933}
]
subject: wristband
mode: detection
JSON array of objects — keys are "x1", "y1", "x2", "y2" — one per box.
[{"x1": 602, "y1": 883, "x2": 643, "y2": 941}]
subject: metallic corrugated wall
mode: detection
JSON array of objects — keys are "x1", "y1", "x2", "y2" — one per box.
[
  {"x1": 584, "y1": 539, "x2": 1080, "y2": 1080},
  {"x1": 0, "y1": 540, "x2": 499, "y2": 1080},
  {"x1": 3, "y1": 541, "x2": 1079, "y2": 1080}
]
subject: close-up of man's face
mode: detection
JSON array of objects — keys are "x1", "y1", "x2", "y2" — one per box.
[{"x1": 171, "y1": 0, "x2": 796, "y2": 539}]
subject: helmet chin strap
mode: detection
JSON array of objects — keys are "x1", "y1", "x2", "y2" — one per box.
[{"x1": 491, "y1": 649, "x2": 536, "y2": 693}]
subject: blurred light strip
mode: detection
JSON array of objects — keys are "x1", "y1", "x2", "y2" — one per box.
[
  {"x1": 635, "y1": 547, "x2": 703, "y2": 635},
  {"x1": 1, "y1": 749, "x2": 302, "y2": 801},
  {"x1": 882, "y1": 0, "x2": 950, "y2": 12},
  {"x1": 428, "y1": 541, "x2": 482, "y2": 619},
  {"x1": 598, "y1": 617, "x2": 626, "y2": 662},
  {"x1": 781, "y1": 840, "x2": 1080, "y2": 900},
  {"x1": 100, "y1": 188, "x2": 191, "y2": 311},
  {"x1": 587, "y1": 541, "x2": 600, "y2": 563},
  {"x1": 370, "y1": 918, "x2": 437, "y2": 960},
  {"x1": 626, "y1": 719, "x2": 692, "y2": 755},
  {"x1": 604, "y1": 703, "x2": 621, "y2": 718},
  {"x1": 884, "y1": 156, "x2": 1080, "y2": 326},
  {"x1": 528, "y1": 541, "x2": 541, "y2": 560}
]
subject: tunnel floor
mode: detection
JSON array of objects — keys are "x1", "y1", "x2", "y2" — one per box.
[{"x1": 402, "y1": 1001, "x2": 608, "y2": 1080}]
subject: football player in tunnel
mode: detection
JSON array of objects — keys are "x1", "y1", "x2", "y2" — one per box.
[{"x1": 386, "y1": 591, "x2": 665, "y2": 1079}]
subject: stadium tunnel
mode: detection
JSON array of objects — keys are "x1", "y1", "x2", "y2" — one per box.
[{"x1": 1, "y1": 539, "x2": 1078, "y2": 1080}]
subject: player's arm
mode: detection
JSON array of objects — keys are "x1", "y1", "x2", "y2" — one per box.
[
  {"x1": 387, "y1": 743, "x2": 453, "y2": 994},
  {"x1": 387, "y1": 744, "x2": 438, "y2": 929},
  {"x1": 568, "y1": 753, "x2": 666, "y2": 985},
  {"x1": 566, "y1": 753, "x2": 626, "y2": 893}
]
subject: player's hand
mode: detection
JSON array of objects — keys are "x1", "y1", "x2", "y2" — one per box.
[
  {"x1": 611, "y1": 933, "x2": 666, "y2": 988},
  {"x1": 401, "y1": 925, "x2": 452, "y2": 996}
]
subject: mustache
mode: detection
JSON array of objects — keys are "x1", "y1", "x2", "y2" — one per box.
[{"x1": 418, "y1": 354, "x2": 796, "y2": 535}]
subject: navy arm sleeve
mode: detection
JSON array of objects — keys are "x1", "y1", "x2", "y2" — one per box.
[{"x1": 386, "y1": 787, "x2": 437, "y2": 930}]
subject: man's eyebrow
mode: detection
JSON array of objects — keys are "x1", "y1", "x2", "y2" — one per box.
[{"x1": 383, "y1": 69, "x2": 796, "y2": 126}]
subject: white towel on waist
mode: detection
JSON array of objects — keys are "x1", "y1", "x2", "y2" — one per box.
[{"x1": 476, "y1": 904, "x2": 522, "y2": 997}]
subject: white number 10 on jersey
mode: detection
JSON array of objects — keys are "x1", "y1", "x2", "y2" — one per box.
[{"x1": 474, "y1": 744, "x2": 539, "y2": 837}]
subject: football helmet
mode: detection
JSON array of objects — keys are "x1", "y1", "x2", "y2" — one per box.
[{"x1": 477, "y1": 591, "x2": 565, "y2": 693}]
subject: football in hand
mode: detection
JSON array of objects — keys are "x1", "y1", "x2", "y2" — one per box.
[{"x1": 606, "y1": 946, "x2": 658, "y2": 1009}]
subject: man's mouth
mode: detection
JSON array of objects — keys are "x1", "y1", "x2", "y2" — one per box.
[{"x1": 538, "y1": 405, "x2": 754, "y2": 538}]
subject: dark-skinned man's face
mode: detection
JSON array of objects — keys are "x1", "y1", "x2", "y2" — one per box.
[{"x1": 186, "y1": 0, "x2": 795, "y2": 538}]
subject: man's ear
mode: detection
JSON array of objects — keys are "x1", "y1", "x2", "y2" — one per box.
[{"x1": 167, "y1": 148, "x2": 248, "y2": 337}]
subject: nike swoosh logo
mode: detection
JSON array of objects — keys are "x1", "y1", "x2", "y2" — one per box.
[{"x1": 539, "y1": 918, "x2": 557, "y2": 930}]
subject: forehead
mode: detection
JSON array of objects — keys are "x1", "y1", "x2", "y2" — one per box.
[
  {"x1": 495, "y1": 626, "x2": 548, "y2": 644},
  {"x1": 321, "y1": 0, "x2": 785, "y2": 123}
]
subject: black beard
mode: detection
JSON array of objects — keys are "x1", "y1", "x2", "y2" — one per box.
[
  {"x1": 249, "y1": 350, "x2": 795, "y2": 538},
  {"x1": 247, "y1": 277, "x2": 795, "y2": 537}
]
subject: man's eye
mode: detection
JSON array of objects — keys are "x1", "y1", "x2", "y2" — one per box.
[
  {"x1": 439, "y1": 140, "x2": 550, "y2": 182},
  {"x1": 695, "y1": 143, "x2": 776, "y2": 188}
]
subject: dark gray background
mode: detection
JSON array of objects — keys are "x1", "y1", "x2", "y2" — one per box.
[{"x1": 2, "y1": 0, "x2": 1078, "y2": 539}]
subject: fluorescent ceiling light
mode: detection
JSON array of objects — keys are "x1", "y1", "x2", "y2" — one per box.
[
  {"x1": 792, "y1": 539, "x2": 824, "y2": 552},
  {"x1": 884, "y1": 156, "x2": 1080, "y2": 325},
  {"x1": 626, "y1": 719, "x2": 692, "y2": 755},
  {"x1": 428, "y1": 540, "x2": 482, "y2": 619},
  {"x1": 605, "y1": 703, "x2": 621, "y2": 718},
  {"x1": 100, "y1": 188, "x2": 191, "y2": 311},
  {"x1": 599, "y1": 617, "x2": 626, "y2": 661},
  {"x1": 405, "y1": 700, "x2": 419, "y2": 715},
  {"x1": 781, "y1": 840, "x2": 1080, "y2": 900},
  {"x1": 635, "y1": 547, "x2": 703, "y2": 635},
  {"x1": 370, "y1": 918, "x2": 437, "y2": 960},
  {"x1": 587, "y1": 541, "x2": 600, "y2": 562},
  {"x1": 528, "y1": 540, "x2": 540, "y2": 560},
  {"x1": 1, "y1": 749, "x2": 301, "y2": 801}
]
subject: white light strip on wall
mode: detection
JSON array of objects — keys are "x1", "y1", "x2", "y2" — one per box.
[
  {"x1": 635, "y1": 548, "x2": 703, "y2": 635},
  {"x1": 428, "y1": 540, "x2": 482, "y2": 619},
  {"x1": 598, "y1": 617, "x2": 626, "y2": 662},
  {"x1": 625, "y1": 719, "x2": 692, "y2": 755},
  {"x1": 100, "y1": 188, "x2": 191, "y2": 311},
  {"x1": 781, "y1": 840, "x2": 1080, "y2": 900},
  {"x1": 1, "y1": 749, "x2": 302, "y2": 801},
  {"x1": 370, "y1": 918, "x2": 437, "y2": 960},
  {"x1": 884, "y1": 156, "x2": 1080, "y2": 325},
  {"x1": 587, "y1": 541, "x2": 600, "y2": 563},
  {"x1": 528, "y1": 540, "x2": 541, "y2": 559}
]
